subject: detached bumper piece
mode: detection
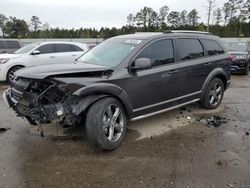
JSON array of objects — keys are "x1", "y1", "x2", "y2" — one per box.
[{"x1": 2, "y1": 89, "x2": 13, "y2": 108}]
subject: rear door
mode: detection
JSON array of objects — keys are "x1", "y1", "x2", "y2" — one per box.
[
  {"x1": 53, "y1": 44, "x2": 83, "y2": 63},
  {"x1": 174, "y1": 38, "x2": 210, "y2": 96}
]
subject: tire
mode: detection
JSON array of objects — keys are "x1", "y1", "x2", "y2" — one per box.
[
  {"x1": 7, "y1": 66, "x2": 23, "y2": 84},
  {"x1": 200, "y1": 78, "x2": 225, "y2": 109},
  {"x1": 85, "y1": 97, "x2": 127, "y2": 151}
]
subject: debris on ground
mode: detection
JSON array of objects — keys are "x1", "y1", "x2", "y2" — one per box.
[
  {"x1": 246, "y1": 132, "x2": 249, "y2": 136},
  {"x1": 0, "y1": 127, "x2": 10, "y2": 133},
  {"x1": 187, "y1": 116, "x2": 192, "y2": 120},
  {"x1": 196, "y1": 116, "x2": 227, "y2": 127},
  {"x1": 216, "y1": 160, "x2": 227, "y2": 169}
]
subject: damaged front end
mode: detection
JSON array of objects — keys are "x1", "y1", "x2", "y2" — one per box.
[{"x1": 4, "y1": 77, "x2": 85, "y2": 127}]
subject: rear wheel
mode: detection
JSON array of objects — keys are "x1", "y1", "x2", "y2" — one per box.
[
  {"x1": 7, "y1": 66, "x2": 23, "y2": 84},
  {"x1": 201, "y1": 78, "x2": 224, "y2": 109},
  {"x1": 85, "y1": 97, "x2": 127, "y2": 151}
]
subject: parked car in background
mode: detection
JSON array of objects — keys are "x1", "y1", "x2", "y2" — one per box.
[
  {"x1": 0, "y1": 41, "x2": 89, "y2": 83},
  {"x1": 0, "y1": 39, "x2": 22, "y2": 54},
  {"x1": 223, "y1": 41, "x2": 250, "y2": 75},
  {"x1": 3, "y1": 31, "x2": 231, "y2": 151}
]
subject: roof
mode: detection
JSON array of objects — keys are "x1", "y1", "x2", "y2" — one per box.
[{"x1": 114, "y1": 31, "x2": 219, "y2": 40}]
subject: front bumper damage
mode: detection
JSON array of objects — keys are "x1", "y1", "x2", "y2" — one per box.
[
  {"x1": 3, "y1": 80, "x2": 108, "y2": 127},
  {"x1": 3, "y1": 82, "x2": 82, "y2": 127}
]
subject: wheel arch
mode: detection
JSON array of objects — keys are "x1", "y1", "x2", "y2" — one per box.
[
  {"x1": 73, "y1": 83, "x2": 133, "y2": 118},
  {"x1": 6, "y1": 64, "x2": 25, "y2": 80},
  {"x1": 201, "y1": 68, "x2": 229, "y2": 98}
]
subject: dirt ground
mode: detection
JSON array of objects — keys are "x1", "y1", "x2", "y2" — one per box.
[{"x1": 0, "y1": 75, "x2": 250, "y2": 188}]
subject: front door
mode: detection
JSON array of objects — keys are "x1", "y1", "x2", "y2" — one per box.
[{"x1": 124, "y1": 39, "x2": 182, "y2": 115}]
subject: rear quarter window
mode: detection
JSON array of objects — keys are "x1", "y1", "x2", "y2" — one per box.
[
  {"x1": 202, "y1": 39, "x2": 224, "y2": 56},
  {"x1": 70, "y1": 44, "x2": 83, "y2": 52},
  {"x1": 176, "y1": 38, "x2": 204, "y2": 61}
]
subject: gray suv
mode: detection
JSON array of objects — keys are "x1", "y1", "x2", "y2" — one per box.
[{"x1": 3, "y1": 31, "x2": 231, "y2": 151}]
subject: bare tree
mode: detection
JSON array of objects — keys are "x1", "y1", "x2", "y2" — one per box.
[
  {"x1": 206, "y1": 0, "x2": 216, "y2": 32},
  {"x1": 30, "y1": 16, "x2": 41, "y2": 32},
  {"x1": 127, "y1": 14, "x2": 134, "y2": 27}
]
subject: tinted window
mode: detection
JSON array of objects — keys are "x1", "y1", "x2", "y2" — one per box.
[
  {"x1": 137, "y1": 39, "x2": 175, "y2": 67},
  {"x1": 70, "y1": 44, "x2": 83, "y2": 51},
  {"x1": 54, "y1": 44, "x2": 72, "y2": 52},
  {"x1": 5, "y1": 41, "x2": 21, "y2": 48},
  {"x1": 37, "y1": 44, "x2": 55, "y2": 54},
  {"x1": 177, "y1": 39, "x2": 204, "y2": 61},
  {"x1": 202, "y1": 39, "x2": 224, "y2": 56}
]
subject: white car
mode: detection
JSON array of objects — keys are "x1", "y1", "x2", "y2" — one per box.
[{"x1": 0, "y1": 41, "x2": 89, "y2": 83}]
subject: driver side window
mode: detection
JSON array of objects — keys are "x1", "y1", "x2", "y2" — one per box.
[
  {"x1": 137, "y1": 39, "x2": 175, "y2": 67},
  {"x1": 36, "y1": 44, "x2": 55, "y2": 54}
]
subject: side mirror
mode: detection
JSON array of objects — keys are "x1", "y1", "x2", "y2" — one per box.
[
  {"x1": 31, "y1": 50, "x2": 40, "y2": 55},
  {"x1": 131, "y1": 58, "x2": 152, "y2": 71}
]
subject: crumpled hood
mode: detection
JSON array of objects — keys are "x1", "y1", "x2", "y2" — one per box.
[
  {"x1": 15, "y1": 63, "x2": 109, "y2": 79},
  {"x1": 0, "y1": 53, "x2": 22, "y2": 59}
]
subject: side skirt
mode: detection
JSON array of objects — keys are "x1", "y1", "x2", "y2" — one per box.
[{"x1": 131, "y1": 99, "x2": 200, "y2": 121}]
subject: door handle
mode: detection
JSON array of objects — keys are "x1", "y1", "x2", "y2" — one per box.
[
  {"x1": 204, "y1": 62, "x2": 212, "y2": 66},
  {"x1": 169, "y1": 69, "x2": 179, "y2": 74},
  {"x1": 49, "y1": 56, "x2": 55, "y2": 58},
  {"x1": 72, "y1": 54, "x2": 77, "y2": 57}
]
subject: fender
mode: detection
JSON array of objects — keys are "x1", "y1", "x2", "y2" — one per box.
[
  {"x1": 74, "y1": 94, "x2": 109, "y2": 115},
  {"x1": 5, "y1": 64, "x2": 25, "y2": 80},
  {"x1": 201, "y1": 68, "x2": 229, "y2": 98},
  {"x1": 73, "y1": 83, "x2": 133, "y2": 117}
]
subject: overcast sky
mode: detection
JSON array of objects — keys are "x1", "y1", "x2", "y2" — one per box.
[{"x1": 0, "y1": 0, "x2": 228, "y2": 29}]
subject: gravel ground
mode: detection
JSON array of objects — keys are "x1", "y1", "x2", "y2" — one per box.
[{"x1": 0, "y1": 75, "x2": 250, "y2": 188}]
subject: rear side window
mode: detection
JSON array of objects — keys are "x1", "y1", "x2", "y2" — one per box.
[
  {"x1": 137, "y1": 39, "x2": 175, "y2": 67},
  {"x1": 54, "y1": 44, "x2": 73, "y2": 53},
  {"x1": 5, "y1": 41, "x2": 21, "y2": 49},
  {"x1": 70, "y1": 44, "x2": 83, "y2": 52},
  {"x1": 202, "y1": 39, "x2": 224, "y2": 56},
  {"x1": 177, "y1": 38, "x2": 204, "y2": 61},
  {"x1": 37, "y1": 44, "x2": 55, "y2": 54}
]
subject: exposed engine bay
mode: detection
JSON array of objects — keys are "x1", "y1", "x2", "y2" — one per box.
[{"x1": 7, "y1": 77, "x2": 82, "y2": 126}]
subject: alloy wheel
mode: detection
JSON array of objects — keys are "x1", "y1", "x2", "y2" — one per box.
[
  {"x1": 102, "y1": 104, "x2": 124, "y2": 142},
  {"x1": 208, "y1": 82, "x2": 223, "y2": 106}
]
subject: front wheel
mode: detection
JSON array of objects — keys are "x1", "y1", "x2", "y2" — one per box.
[
  {"x1": 85, "y1": 97, "x2": 127, "y2": 151},
  {"x1": 7, "y1": 66, "x2": 23, "y2": 84},
  {"x1": 201, "y1": 78, "x2": 225, "y2": 109}
]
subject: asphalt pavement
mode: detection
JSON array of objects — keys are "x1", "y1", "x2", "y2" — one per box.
[{"x1": 0, "y1": 76, "x2": 250, "y2": 188}]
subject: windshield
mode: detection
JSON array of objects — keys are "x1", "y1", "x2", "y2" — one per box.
[
  {"x1": 224, "y1": 42, "x2": 248, "y2": 52},
  {"x1": 77, "y1": 38, "x2": 142, "y2": 67},
  {"x1": 13, "y1": 43, "x2": 39, "y2": 54}
]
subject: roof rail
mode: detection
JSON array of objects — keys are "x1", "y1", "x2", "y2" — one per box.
[{"x1": 164, "y1": 30, "x2": 210, "y2": 35}]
